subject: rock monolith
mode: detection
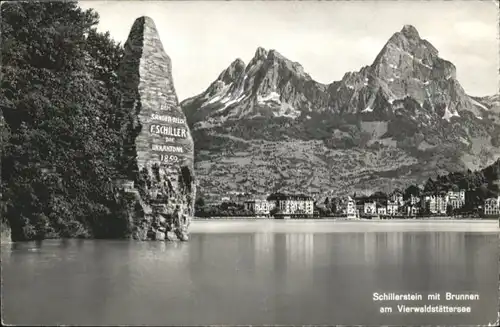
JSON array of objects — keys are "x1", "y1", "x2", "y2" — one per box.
[{"x1": 117, "y1": 16, "x2": 195, "y2": 241}]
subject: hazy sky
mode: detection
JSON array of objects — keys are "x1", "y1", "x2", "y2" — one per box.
[{"x1": 79, "y1": 0, "x2": 499, "y2": 101}]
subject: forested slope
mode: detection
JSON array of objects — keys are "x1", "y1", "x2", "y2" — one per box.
[{"x1": 1, "y1": 2, "x2": 134, "y2": 241}]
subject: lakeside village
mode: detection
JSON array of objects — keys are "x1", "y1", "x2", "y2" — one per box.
[{"x1": 195, "y1": 189, "x2": 500, "y2": 220}]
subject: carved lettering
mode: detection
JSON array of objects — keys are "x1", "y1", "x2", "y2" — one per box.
[
  {"x1": 159, "y1": 154, "x2": 179, "y2": 163},
  {"x1": 151, "y1": 113, "x2": 185, "y2": 124},
  {"x1": 149, "y1": 124, "x2": 187, "y2": 138},
  {"x1": 159, "y1": 102, "x2": 168, "y2": 111},
  {"x1": 151, "y1": 144, "x2": 184, "y2": 153}
]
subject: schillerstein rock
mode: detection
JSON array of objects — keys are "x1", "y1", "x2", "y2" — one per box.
[{"x1": 117, "y1": 16, "x2": 195, "y2": 241}]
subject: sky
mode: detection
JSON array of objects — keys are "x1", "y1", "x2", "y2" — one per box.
[{"x1": 78, "y1": 0, "x2": 499, "y2": 101}]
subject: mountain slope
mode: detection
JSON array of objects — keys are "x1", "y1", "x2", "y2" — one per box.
[
  {"x1": 181, "y1": 25, "x2": 500, "y2": 201},
  {"x1": 182, "y1": 47, "x2": 330, "y2": 127}
]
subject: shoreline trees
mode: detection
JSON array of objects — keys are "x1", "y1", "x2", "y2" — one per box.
[{"x1": 1, "y1": 1, "x2": 130, "y2": 241}]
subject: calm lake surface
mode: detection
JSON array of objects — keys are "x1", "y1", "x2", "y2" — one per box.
[{"x1": 2, "y1": 220, "x2": 499, "y2": 326}]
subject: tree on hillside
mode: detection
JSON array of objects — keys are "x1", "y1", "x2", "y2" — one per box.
[
  {"x1": 418, "y1": 205, "x2": 430, "y2": 217},
  {"x1": 424, "y1": 178, "x2": 437, "y2": 194},
  {"x1": 270, "y1": 207, "x2": 280, "y2": 217},
  {"x1": 194, "y1": 197, "x2": 206, "y2": 216},
  {"x1": 330, "y1": 202, "x2": 337, "y2": 213},
  {"x1": 1, "y1": 1, "x2": 127, "y2": 241},
  {"x1": 476, "y1": 184, "x2": 495, "y2": 200},
  {"x1": 195, "y1": 197, "x2": 205, "y2": 208},
  {"x1": 491, "y1": 179, "x2": 500, "y2": 195},
  {"x1": 482, "y1": 159, "x2": 499, "y2": 184},
  {"x1": 446, "y1": 204, "x2": 453, "y2": 217},
  {"x1": 370, "y1": 191, "x2": 387, "y2": 200},
  {"x1": 404, "y1": 184, "x2": 420, "y2": 199}
]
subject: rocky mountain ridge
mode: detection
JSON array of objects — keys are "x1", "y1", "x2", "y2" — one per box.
[
  {"x1": 183, "y1": 25, "x2": 488, "y2": 124},
  {"x1": 181, "y1": 25, "x2": 500, "y2": 200},
  {"x1": 182, "y1": 47, "x2": 330, "y2": 127}
]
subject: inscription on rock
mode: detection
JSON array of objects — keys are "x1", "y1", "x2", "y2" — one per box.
[
  {"x1": 118, "y1": 16, "x2": 195, "y2": 171},
  {"x1": 147, "y1": 113, "x2": 190, "y2": 166}
]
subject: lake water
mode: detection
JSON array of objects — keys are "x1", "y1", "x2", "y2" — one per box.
[{"x1": 2, "y1": 220, "x2": 499, "y2": 326}]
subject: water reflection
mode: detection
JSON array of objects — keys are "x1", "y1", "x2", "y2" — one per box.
[
  {"x1": 1, "y1": 229, "x2": 498, "y2": 326},
  {"x1": 254, "y1": 232, "x2": 274, "y2": 267},
  {"x1": 284, "y1": 233, "x2": 314, "y2": 266}
]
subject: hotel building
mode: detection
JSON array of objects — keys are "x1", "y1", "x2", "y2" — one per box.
[
  {"x1": 341, "y1": 196, "x2": 357, "y2": 218},
  {"x1": 405, "y1": 204, "x2": 420, "y2": 216},
  {"x1": 409, "y1": 194, "x2": 420, "y2": 205},
  {"x1": 386, "y1": 201, "x2": 399, "y2": 216},
  {"x1": 377, "y1": 204, "x2": 387, "y2": 216},
  {"x1": 267, "y1": 193, "x2": 314, "y2": 218},
  {"x1": 484, "y1": 196, "x2": 500, "y2": 216},
  {"x1": 422, "y1": 195, "x2": 447, "y2": 214},
  {"x1": 364, "y1": 202, "x2": 377, "y2": 215},
  {"x1": 446, "y1": 190, "x2": 465, "y2": 210},
  {"x1": 389, "y1": 190, "x2": 404, "y2": 206},
  {"x1": 244, "y1": 198, "x2": 276, "y2": 216}
]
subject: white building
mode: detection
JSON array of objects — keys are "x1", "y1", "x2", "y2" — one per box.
[
  {"x1": 410, "y1": 194, "x2": 420, "y2": 205},
  {"x1": 423, "y1": 195, "x2": 447, "y2": 214},
  {"x1": 267, "y1": 193, "x2": 314, "y2": 217},
  {"x1": 338, "y1": 196, "x2": 357, "y2": 218},
  {"x1": 244, "y1": 198, "x2": 275, "y2": 216},
  {"x1": 405, "y1": 205, "x2": 420, "y2": 216},
  {"x1": 344, "y1": 196, "x2": 357, "y2": 218},
  {"x1": 446, "y1": 190, "x2": 465, "y2": 210},
  {"x1": 364, "y1": 202, "x2": 377, "y2": 215},
  {"x1": 390, "y1": 191, "x2": 404, "y2": 206},
  {"x1": 377, "y1": 205, "x2": 387, "y2": 216},
  {"x1": 484, "y1": 197, "x2": 500, "y2": 216},
  {"x1": 386, "y1": 201, "x2": 399, "y2": 216}
]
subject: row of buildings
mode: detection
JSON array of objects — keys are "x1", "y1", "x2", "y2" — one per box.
[
  {"x1": 244, "y1": 193, "x2": 315, "y2": 218},
  {"x1": 240, "y1": 190, "x2": 500, "y2": 218},
  {"x1": 353, "y1": 190, "x2": 467, "y2": 217},
  {"x1": 345, "y1": 190, "x2": 499, "y2": 218}
]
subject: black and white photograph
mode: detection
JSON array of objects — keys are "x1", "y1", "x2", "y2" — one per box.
[{"x1": 1, "y1": 0, "x2": 499, "y2": 326}]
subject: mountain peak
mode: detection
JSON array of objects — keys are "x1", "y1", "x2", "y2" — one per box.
[
  {"x1": 231, "y1": 58, "x2": 246, "y2": 68},
  {"x1": 217, "y1": 58, "x2": 246, "y2": 84},
  {"x1": 251, "y1": 47, "x2": 293, "y2": 64},
  {"x1": 372, "y1": 23, "x2": 439, "y2": 69},
  {"x1": 268, "y1": 49, "x2": 286, "y2": 61},
  {"x1": 400, "y1": 24, "x2": 420, "y2": 39},
  {"x1": 254, "y1": 47, "x2": 268, "y2": 59}
]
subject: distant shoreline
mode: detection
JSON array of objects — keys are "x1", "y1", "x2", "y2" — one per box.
[
  {"x1": 193, "y1": 217, "x2": 498, "y2": 222},
  {"x1": 189, "y1": 219, "x2": 498, "y2": 233}
]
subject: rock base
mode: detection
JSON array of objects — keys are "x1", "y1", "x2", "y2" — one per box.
[{"x1": 122, "y1": 170, "x2": 193, "y2": 242}]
